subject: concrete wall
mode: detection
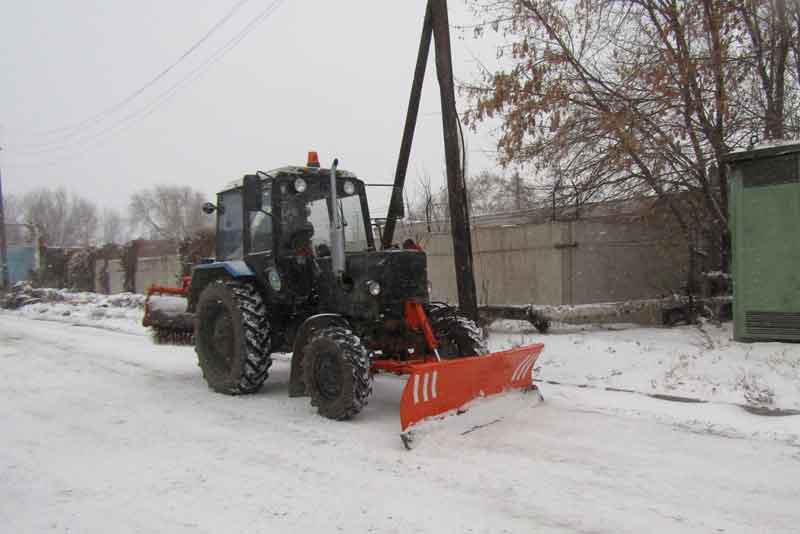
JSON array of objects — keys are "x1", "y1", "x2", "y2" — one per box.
[
  {"x1": 404, "y1": 218, "x2": 687, "y2": 306},
  {"x1": 421, "y1": 223, "x2": 564, "y2": 305},
  {"x1": 568, "y1": 220, "x2": 687, "y2": 304},
  {"x1": 135, "y1": 255, "x2": 182, "y2": 294},
  {"x1": 95, "y1": 255, "x2": 181, "y2": 294},
  {"x1": 97, "y1": 259, "x2": 126, "y2": 294},
  {"x1": 85, "y1": 219, "x2": 687, "y2": 306}
]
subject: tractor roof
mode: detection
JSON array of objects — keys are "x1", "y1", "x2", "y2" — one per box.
[
  {"x1": 222, "y1": 165, "x2": 359, "y2": 192},
  {"x1": 266, "y1": 165, "x2": 358, "y2": 179}
]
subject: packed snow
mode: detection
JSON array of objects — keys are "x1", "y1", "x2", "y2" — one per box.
[
  {"x1": 2, "y1": 296, "x2": 800, "y2": 532},
  {"x1": 8, "y1": 288, "x2": 147, "y2": 336},
  {"x1": 491, "y1": 320, "x2": 800, "y2": 411},
  {"x1": 146, "y1": 295, "x2": 189, "y2": 314}
]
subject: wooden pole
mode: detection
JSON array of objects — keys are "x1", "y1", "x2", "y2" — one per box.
[
  {"x1": 381, "y1": 4, "x2": 433, "y2": 249},
  {"x1": 429, "y1": 0, "x2": 478, "y2": 321}
]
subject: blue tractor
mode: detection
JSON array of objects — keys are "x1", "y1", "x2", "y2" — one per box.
[{"x1": 144, "y1": 154, "x2": 487, "y2": 422}]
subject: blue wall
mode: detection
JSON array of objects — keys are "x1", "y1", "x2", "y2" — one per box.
[{"x1": 8, "y1": 246, "x2": 37, "y2": 284}]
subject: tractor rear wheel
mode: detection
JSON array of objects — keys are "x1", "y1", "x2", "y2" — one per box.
[
  {"x1": 303, "y1": 326, "x2": 372, "y2": 420},
  {"x1": 430, "y1": 312, "x2": 488, "y2": 359},
  {"x1": 194, "y1": 280, "x2": 272, "y2": 395}
]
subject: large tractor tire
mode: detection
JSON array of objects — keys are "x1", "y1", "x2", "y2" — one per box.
[
  {"x1": 194, "y1": 280, "x2": 272, "y2": 395},
  {"x1": 429, "y1": 310, "x2": 488, "y2": 359},
  {"x1": 303, "y1": 326, "x2": 372, "y2": 420}
]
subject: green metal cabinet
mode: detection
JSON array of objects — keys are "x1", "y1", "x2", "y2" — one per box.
[{"x1": 727, "y1": 142, "x2": 800, "y2": 342}]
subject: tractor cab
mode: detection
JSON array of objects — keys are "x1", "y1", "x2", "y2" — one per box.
[
  {"x1": 249, "y1": 162, "x2": 376, "y2": 313},
  {"x1": 213, "y1": 163, "x2": 373, "y2": 262},
  {"x1": 197, "y1": 155, "x2": 427, "y2": 325}
]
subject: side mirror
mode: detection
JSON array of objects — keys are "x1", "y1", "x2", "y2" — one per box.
[
  {"x1": 202, "y1": 202, "x2": 217, "y2": 215},
  {"x1": 243, "y1": 174, "x2": 263, "y2": 212}
]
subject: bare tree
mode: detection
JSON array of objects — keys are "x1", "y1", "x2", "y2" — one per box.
[
  {"x1": 792, "y1": 1, "x2": 800, "y2": 82},
  {"x1": 406, "y1": 171, "x2": 452, "y2": 230},
  {"x1": 464, "y1": 170, "x2": 537, "y2": 216},
  {"x1": 737, "y1": 0, "x2": 799, "y2": 140},
  {"x1": 129, "y1": 185, "x2": 209, "y2": 241},
  {"x1": 66, "y1": 196, "x2": 98, "y2": 247},
  {"x1": 404, "y1": 169, "x2": 539, "y2": 234},
  {"x1": 20, "y1": 188, "x2": 99, "y2": 247},
  {"x1": 99, "y1": 208, "x2": 126, "y2": 245},
  {"x1": 4, "y1": 193, "x2": 20, "y2": 224},
  {"x1": 21, "y1": 188, "x2": 68, "y2": 246},
  {"x1": 416, "y1": 171, "x2": 437, "y2": 232},
  {"x1": 2, "y1": 193, "x2": 28, "y2": 245}
]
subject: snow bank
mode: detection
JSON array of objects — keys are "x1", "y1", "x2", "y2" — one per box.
[
  {"x1": 491, "y1": 320, "x2": 800, "y2": 410},
  {"x1": 4, "y1": 286, "x2": 147, "y2": 336}
]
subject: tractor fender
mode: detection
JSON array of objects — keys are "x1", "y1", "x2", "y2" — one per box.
[
  {"x1": 189, "y1": 261, "x2": 256, "y2": 311},
  {"x1": 192, "y1": 260, "x2": 255, "y2": 278},
  {"x1": 289, "y1": 313, "x2": 350, "y2": 397}
]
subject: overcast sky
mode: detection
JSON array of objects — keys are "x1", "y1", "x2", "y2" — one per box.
[{"x1": 0, "y1": 0, "x2": 503, "y2": 217}]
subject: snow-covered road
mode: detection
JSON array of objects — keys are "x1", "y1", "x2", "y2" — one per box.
[{"x1": 2, "y1": 314, "x2": 799, "y2": 533}]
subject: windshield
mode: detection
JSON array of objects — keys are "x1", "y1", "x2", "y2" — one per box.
[
  {"x1": 305, "y1": 194, "x2": 369, "y2": 254},
  {"x1": 340, "y1": 195, "x2": 369, "y2": 252},
  {"x1": 277, "y1": 178, "x2": 370, "y2": 256}
]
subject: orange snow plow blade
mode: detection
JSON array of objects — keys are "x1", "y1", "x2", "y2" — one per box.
[{"x1": 398, "y1": 343, "x2": 544, "y2": 432}]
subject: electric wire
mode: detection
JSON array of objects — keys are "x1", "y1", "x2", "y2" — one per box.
[
  {"x1": 7, "y1": 0, "x2": 286, "y2": 169},
  {"x1": 19, "y1": 0, "x2": 252, "y2": 146}
]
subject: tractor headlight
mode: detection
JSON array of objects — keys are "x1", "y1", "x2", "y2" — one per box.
[
  {"x1": 294, "y1": 177, "x2": 307, "y2": 193},
  {"x1": 343, "y1": 180, "x2": 355, "y2": 195},
  {"x1": 267, "y1": 269, "x2": 282, "y2": 291},
  {"x1": 366, "y1": 280, "x2": 381, "y2": 297}
]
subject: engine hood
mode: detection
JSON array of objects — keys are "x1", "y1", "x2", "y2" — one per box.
[{"x1": 316, "y1": 249, "x2": 429, "y2": 320}]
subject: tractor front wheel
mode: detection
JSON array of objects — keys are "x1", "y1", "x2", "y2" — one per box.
[
  {"x1": 430, "y1": 312, "x2": 488, "y2": 359},
  {"x1": 303, "y1": 326, "x2": 372, "y2": 420},
  {"x1": 194, "y1": 281, "x2": 272, "y2": 395}
]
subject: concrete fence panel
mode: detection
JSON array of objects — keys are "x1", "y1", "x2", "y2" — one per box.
[
  {"x1": 95, "y1": 259, "x2": 126, "y2": 295},
  {"x1": 135, "y1": 255, "x2": 181, "y2": 294},
  {"x1": 405, "y1": 217, "x2": 687, "y2": 307}
]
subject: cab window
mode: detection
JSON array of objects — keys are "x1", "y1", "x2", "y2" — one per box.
[
  {"x1": 250, "y1": 185, "x2": 273, "y2": 253},
  {"x1": 217, "y1": 191, "x2": 243, "y2": 260}
]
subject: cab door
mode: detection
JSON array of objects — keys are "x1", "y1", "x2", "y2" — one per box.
[{"x1": 245, "y1": 183, "x2": 276, "y2": 290}]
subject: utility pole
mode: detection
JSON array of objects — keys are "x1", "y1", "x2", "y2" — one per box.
[
  {"x1": 382, "y1": 0, "x2": 478, "y2": 321},
  {"x1": 0, "y1": 145, "x2": 9, "y2": 289},
  {"x1": 429, "y1": 0, "x2": 478, "y2": 321},
  {"x1": 382, "y1": 4, "x2": 433, "y2": 248}
]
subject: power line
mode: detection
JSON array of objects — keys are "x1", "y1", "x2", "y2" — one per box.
[
  {"x1": 18, "y1": 0, "x2": 252, "y2": 147},
  {"x1": 6, "y1": 0, "x2": 286, "y2": 169}
]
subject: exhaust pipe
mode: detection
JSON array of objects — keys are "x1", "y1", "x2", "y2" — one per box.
[{"x1": 329, "y1": 158, "x2": 346, "y2": 278}]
